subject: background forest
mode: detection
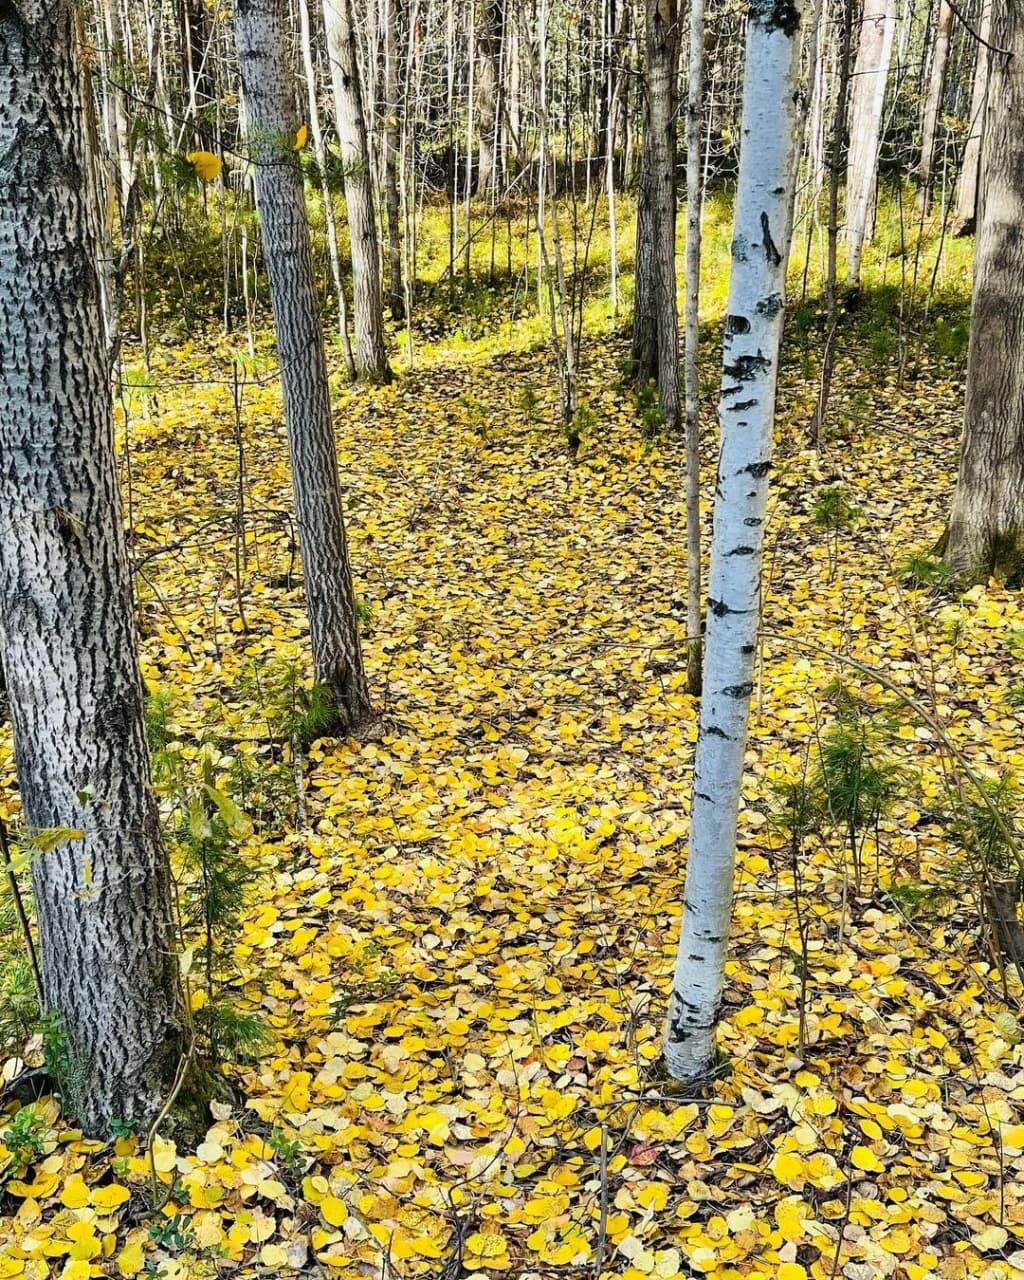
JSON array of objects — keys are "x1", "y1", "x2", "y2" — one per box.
[{"x1": 1, "y1": 0, "x2": 1023, "y2": 1277}]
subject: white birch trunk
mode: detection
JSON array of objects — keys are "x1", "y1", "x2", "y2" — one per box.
[
  {"x1": 233, "y1": 0, "x2": 375, "y2": 729},
  {"x1": 0, "y1": 0, "x2": 191, "y2": 1133},
  {"x1": 844, "y1": 0, "x2": 895, "y2": 282},
  {"x1": 323, "y1": 0, "x2": 391, "y2": 379},
  {"x1": 297, "y1": 0, "x2": 358, "y2": 377},
  {"x1": 916, "y1": 0, "x2": 953, "y2": 213},
  {"x1": 683, "y1": 0, "x2": 705, "y2": 694},
  {"x1": 953, "y1": 0, "x2": 992, "y2": 235},
  {"x1": 664, "y1": 0, "x2": 804, "y2": 1083}
]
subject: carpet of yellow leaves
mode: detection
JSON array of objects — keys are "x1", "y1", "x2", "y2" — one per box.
[{"x1": 2, "y1": 269, "x2": 1024, "y2": 1279}]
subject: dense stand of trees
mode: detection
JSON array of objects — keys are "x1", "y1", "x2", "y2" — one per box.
[{"x1": 0, "y1": 0, "x2": 1021, "y2": 1124}]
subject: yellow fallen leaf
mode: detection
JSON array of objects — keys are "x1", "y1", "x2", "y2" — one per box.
[
  {"x1": 116, "y1": 1242, "x2": 145, "y2": 1277},
  {"x1": 851, "y1": 1144, "x2": 885, "y2": 1173},
  {"x1": 91, "y1": 1184, "x2": 131, "y2": 1211},
  {"x1": 293, "y1": 125, "x2": 309, "y2": 150},
  {"x1": 320, "y1": 1194, "x2": 348, "y2": 1227}
]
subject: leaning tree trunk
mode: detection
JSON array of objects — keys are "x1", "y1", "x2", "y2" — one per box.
[
  {"x1": 234, "y1": 0, "x2": 375, "y2": 728},
  {"x1": 916, "y1": 0, "x2": 953, "y2": 214},
  {"x1": 953, "y1": 0, "x2": 993, "y2": 236},
  {"x1": 647, "y1": 0, "x2": 681, "y2": 433},
  {"x1": 945, "y1": 0, "x2": 1024, "y2": 583},
  {"x1": 845, "y1": 0, "x2": 895, "y2": 283},
  {"x1": 323, "y1": 0, "x2": 391, "y2": 379},
  {"x1": 0, "y1": 0, "x2": 192, "y2": 1135},
  {"x1": 663, "y1": 0, "x2": 804, "y2": 1083}
]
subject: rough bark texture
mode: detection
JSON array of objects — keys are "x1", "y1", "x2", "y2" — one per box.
[
  {"x1": 323, "y1": 0, "x2": 391, "y2": 379},
  {"x1": 647, "y1": 0, "x2": 681, "y2": 433},
  {"x1": 0, "y1": 0, "x2": 189, "y2": 1134},
  {"x1": 234, "y1": 0, "x2": 375, "y2": 726},
  {"x1": 844, "y1": 0, "x2": 895, "y2": 282},
  {"x1": 946, "y1": 0, "x2": 1024, "y2": 583},
  {"x1": 953, "y1": 0, "x2": 992, "y2": 235},
  {"x1": 917, "y1": 0, "x2": 953, "y2": 213},
  {"x1": 631, "y1": 125, "x2": 659, "y2": 385},
  {"x1": 663, "y1": 0, "x2": 803, "y2": 1083}
]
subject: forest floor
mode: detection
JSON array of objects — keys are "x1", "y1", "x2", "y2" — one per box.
[{"x1": 3, "y1": 197, "x2": 1024, "y2": 1279}]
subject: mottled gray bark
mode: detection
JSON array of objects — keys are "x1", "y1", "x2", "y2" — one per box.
[
  {"x1": 0, "y1": 0, "x2": 190, "y2": 1134},
  {"x1": 946, "y1": 0, "x2": 1024, "y2": 582},
  {"x1": 475, "y1": 0, "x2": 504, "y2": 196},
  {"x1": 234, "y1": 0, "x2": 375, "y2": 727},
  {"x1": 323, "y1": 0, "x2": 391, "y2": 379}
]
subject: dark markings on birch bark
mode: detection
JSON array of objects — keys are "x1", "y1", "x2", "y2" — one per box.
[
  {"x1": 722, "y1": 682, "x2": 754, "y2": 697},
  {"x1": 725, "y1": 545, "x2": 756, "y2": 556},
  {"x1": 741, "y1": 460, "x2": 772, "y2": 477},
  {"x1": 723, "y1": 353, "x2": 772, "y2": 380},
  {"x1": 726, "y1": 314, "x2": 751, "y2": 334},
  {"x1": 761, "y1": 212, "x2": 782, "y2": 265}
]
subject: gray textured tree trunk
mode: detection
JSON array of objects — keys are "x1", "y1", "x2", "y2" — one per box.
[
  {"x1": 0, "y1": 0, "x2": 191, "y2": 1135},
  {"x1": 647, "y1": 0, "x2": 681, "y2": 433},
  {"x1": 234, "y1": 0, "x2": 375, "y2": 728},
  {"x1": 917, "y1": 0, "x2": 953, "y2": 213},
  {"x1": 631, "y1": 126, "x2": 659, "y2": 385},
  {"x1": 945, "y1": 0, "x2": 1024, "y2": 582},
  {"x1": 383, "y1": 0, "x2": 407, "y2": 319},
  {"x1": 663, "y1": 0, "x2": 804, "y2": 1082},
  {"x1": 953, "y1": 0, "x2": 993, "y2": 235},
  {"x1": 844, "y1": 0, "x2": 895, "y2": 282},
  {"x1": 476, "y1": 0, "x2": 503, "y2": 196},
  {"x1": 324, "y1": 0, "x2": 391, "y2": 379}
]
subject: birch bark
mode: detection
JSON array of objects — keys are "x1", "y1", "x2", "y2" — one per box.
[
  {"x1": 323, "y1": 0, "x2": 391, "y2": 379},
  {"x1": 664, "y1": 0, "x2": 804, "y2": 1083},
  {"x1": 844, "y1": 0, "x2": 895, "y2": 282},
  {"x1": 953, "y1": 0, "x2": 992, "y2": 235}
]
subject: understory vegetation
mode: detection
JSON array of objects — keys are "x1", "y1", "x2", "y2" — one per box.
[{"x1": 1, "y1": 194, "x2": 1021, "y2": 1279}]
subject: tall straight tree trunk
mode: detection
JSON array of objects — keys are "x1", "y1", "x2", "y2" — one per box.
[
  {"x1": 647, "y1": 0, "x2": 681, "y2": 433},
  {"x1": 631, "y1": 124, "x2": 659, "y2": 384},
  {"x1": 0, "y1": 0, "x2": 192, "y2": 1135},
  {"x1": 953, "y1": 0, "x2": 992, "y2": 235},
  {"x1": 663, "y1": 0, "x2": 804, "y2": 1083},
  {"x1": 298, "y1": 0, "x2": 358, "y2": 377},
  {"x1": 810, "y1": 0, "x2": 854, "y2": 443},
  {"x1": 844, "y1": 0, "x2": 895, "y2": 282},
  {"x1": 916, "y1": 0, "x2": 953, "y2": 213},
  {"x1": 234, "y1": 0, "x2": 375, "y2": 729},
  {"x1": 945, "y1": 0, "x2": 1024, "y2": 582},
  {"x1": 383, "y1": 0, "x2": 407, "y2": 318},
  {"x1": 683, "y1": 0, "x2": 705, "y2": 694},
  {"x1": 476, "y1": 0, "x2": 503, "y2": 195},
  {"x1": 324, "y1": 0, "x2": 392, "y2": 379}
]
